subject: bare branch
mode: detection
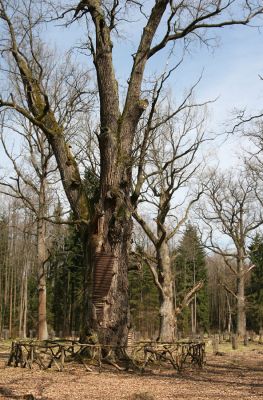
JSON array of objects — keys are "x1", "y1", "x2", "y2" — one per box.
[{"x1": 175, "y1": 280, "x2": 204, "y2": 316}]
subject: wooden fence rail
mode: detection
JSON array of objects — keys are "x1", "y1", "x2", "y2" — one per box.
[{"x1": 7, "y1": 340, "x2": 205, "y2": 373}]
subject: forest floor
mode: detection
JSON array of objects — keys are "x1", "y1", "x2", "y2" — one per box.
[{"x1": 0, "y1": 341, "x2": 262, "y2": 400}]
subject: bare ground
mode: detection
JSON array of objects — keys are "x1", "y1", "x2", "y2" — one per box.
[{"x1": 0, "y1": 344, "x2": 262, "y2": 400}]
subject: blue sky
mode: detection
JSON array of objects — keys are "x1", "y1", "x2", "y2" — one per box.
[
  {"x1": 48, "y1": 8, "x2": 263, "y2": 154},
  {"x1": 1, "y1": 5, "x2": 263, "y2": 172}
]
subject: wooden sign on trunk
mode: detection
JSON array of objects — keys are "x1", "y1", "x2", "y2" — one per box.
[{"x1": 93, "y1": 252, "x2": 116, "y2": 322}]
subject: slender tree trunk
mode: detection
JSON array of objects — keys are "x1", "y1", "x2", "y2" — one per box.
[
  {"x1": 192, "y1": 259, "x2": 197, "y2": 334},
  {"x1": 23, "y1": 266, "x2": 28, "y2": 338},
  {"x1": 3, "y1": 253, "x2": 8, "y2": 330},
  {"x1": 13, "y1": 261, "x2": 17, "y2": 336},
  {"x1": 37, "y1": 226, "x2": 48, "y2": 340},
  {"x1": 194, "y1": 294, "x2": 197, "y2": 333},
  {"x1": 7, "y1": 224, "x2": 14, "y2": 337},
  {"x1": 18, "y1": 271, "x2": 23, "y2": 337},
  {"x1": 19, "y1": 260, "x2": 28, "y2": 338},
  {"x1": 37, "y1": 180, "x2": 48, "y2": 340},
  {"x1": 191, "y1": 302, "x2": 195, "y2": 335},
  {"x1": 226, "y1": 293, "x2": 232, "y2": 333},
  {"x1": 9, "y1": 263, "x2": 13, "y2": 337}
]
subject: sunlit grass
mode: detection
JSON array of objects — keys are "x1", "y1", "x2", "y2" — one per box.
[{"x1": 205, "y1": 339, "x2": 262, "y2": 354}]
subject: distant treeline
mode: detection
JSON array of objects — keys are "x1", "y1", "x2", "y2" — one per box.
[{"x1": 0, "y1": 200, "x2": 262, "y2": 339}]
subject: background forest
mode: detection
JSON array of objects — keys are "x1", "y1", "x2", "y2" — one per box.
[{"x1": 0, "y1": 201, "x2": 262, "y2": 339}]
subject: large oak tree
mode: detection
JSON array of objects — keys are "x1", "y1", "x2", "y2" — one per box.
[{"x1": 0, "y1": 0, "x2": 262, "y2": 346}]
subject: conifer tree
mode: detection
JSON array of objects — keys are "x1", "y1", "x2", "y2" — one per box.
[
  {"x1": 175, "y1": 225, "x2": 208, "y2": 334},
  {"x1": 247, "y1": 234, "x2": 263, "y2": 333},
  {"x1": 129, "y1": 261, "x2": 159, "y2": 339},
  {"x1": 48, "y1": 205, "x2": 84, "y2": 337}
]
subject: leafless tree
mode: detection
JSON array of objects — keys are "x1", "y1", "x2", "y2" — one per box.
[
  {"x1": 0, "y1": 0, "x2": 262, "y2": 347},
  {"x1": 0, "y1": 114, "x2": 59, "y2": 339},
  {"x1": 230, "y1": 94, "x2": 263, "y2": 195},
  {"x1": 198, "y1": 168, "x2": 263, "y2": 337},
  {"x1": 206, "y1": 253, "x2": 236, "y2": 333},
  {"x1": 0, "y1": 197, "x2": 36, "y2": 339},
  {"x1": 132, "y1": 96, "x2": 208, "y2": 341},
  {"x1": 242, "y1": 120, "x2": 263, "y2": 207}
]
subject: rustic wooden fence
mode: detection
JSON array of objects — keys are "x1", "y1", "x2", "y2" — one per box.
[{"x1": 7, "y1": 340, "x2": 205, "y2": 373}]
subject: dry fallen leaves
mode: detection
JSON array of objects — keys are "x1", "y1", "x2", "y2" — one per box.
[{"x1": 0, "y1": 346, "x2": 262, "y2": 400}]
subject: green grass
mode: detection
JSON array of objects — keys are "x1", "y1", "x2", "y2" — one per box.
[
  {"x1": 205, "y1": 340, "x2": 262, "y2": 354},
  {"x1": 0, "y1": 339, "x2": 13, "y2": 346}
]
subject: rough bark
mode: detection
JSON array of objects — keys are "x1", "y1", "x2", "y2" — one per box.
[
  {"x1": 236, "y1": 261, "x2": 246, "y2": 337},
  {"x1": 19, "y1": 261, "x2": 28, "y2": 339},
  {"x1": 81, "y1": 215, "x2": 132, "y2": 346},
  {"x1": 157, "y1": 242, "x2": 176, "y2": 342}
]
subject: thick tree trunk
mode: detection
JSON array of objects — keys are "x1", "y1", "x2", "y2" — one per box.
[
  {"x1": 235, "y1": 253, "x2": 246, "y2": 337},
  {"x1": 157, "y1": 242, "x2": 176, "y2": 342},
  {"x1": 236, "y1": 273, "x2": 246, "y2": 337},
  {"x1": 81, "y1": 204, "x2": 132, "y2": 347},
  {"x1": 159, "y1": 293, "x2": 176, "y2": 342}
]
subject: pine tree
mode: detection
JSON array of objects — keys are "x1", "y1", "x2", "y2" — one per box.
[
  {"x1": 175, "y1": 224, "x2": 209, "y2": 335},
  {"x1": 27, "y1": 274, "x2": 38, "y2": 335},
  {"x1": 247, "y1": 234, "x2": 263, "y2": 333},
  {"x1": 129, "y1": 261, "x2": 159, "y2": 339},
  {"x1": 48, "y1": 208, "x2": 84, "y2": 337},
  {"x1": 47, "y1": 171, "x2": 99, "y2": 338}
]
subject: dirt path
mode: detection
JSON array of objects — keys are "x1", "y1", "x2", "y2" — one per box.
[{"x1": 0, "y1": 346, "x2": 262, "y2": 399}]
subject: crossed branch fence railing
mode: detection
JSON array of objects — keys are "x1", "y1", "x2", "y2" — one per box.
[{"x1": 7, "y1": 339, "x2": 206, "y2": 373}]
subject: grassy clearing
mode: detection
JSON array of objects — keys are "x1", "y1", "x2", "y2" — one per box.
[
  {"x1": 0, "y1": 339, "x2": 12, "y2": 352},
  {"x1": 205, "y1": 339, "x2": 263, "y2": 355}
]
